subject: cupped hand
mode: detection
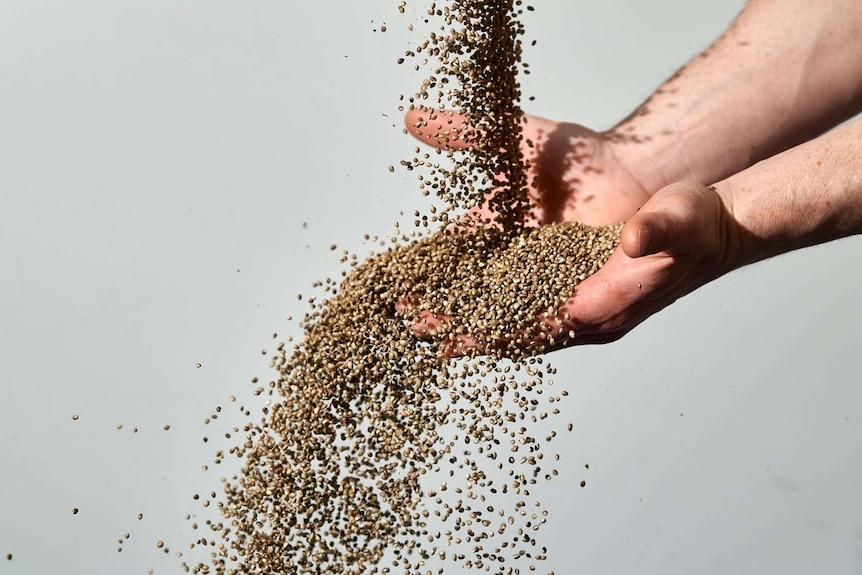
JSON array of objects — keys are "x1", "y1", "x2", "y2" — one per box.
[
  {"x1": 401, "y1": 109, "x2": 732, "y2": 354},
  {"x1": 404, "y1": 108, "x2": 652, "y2": 227},
  {"x1": 407, "y1": 182, "x2": 742, "y2": 355},
  {"x1": 535, "y1": 181, "x2": 740, "y2": 348}
]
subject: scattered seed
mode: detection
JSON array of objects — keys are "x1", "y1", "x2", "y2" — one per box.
[{"x1": 179, "y1": 3, "x2": 619, "y2": 574}]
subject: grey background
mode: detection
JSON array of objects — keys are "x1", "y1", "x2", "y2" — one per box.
[{"x1": 2, "y1": 1, "x2": 861, "y2": 574}]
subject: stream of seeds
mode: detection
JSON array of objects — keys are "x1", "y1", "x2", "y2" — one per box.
[{"x1": 176, "y1": 2, "x2": 622, "y2": 574}]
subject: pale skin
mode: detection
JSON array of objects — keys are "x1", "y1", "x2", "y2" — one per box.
[{"x1": 403, "y1": 0, "x2": 862, "y2": 353}]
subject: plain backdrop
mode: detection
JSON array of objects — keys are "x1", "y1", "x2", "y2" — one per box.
[{"x1": 2, "y1": 1, "x2": 861, "y2": 574}]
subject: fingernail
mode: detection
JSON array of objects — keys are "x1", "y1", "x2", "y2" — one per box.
[{"x1": 636, "y1": 224, "x2": 651, "y2": 257}]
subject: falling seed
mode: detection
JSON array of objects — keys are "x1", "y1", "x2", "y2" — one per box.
[
  {"x1": 163, "y1": 425, "x2": 171, "y2": 431},
  {"x1": 178, "y1": 2, "x2": 622, "y2": 574},
  {"x1": 195, "y1": 363, "x2": 202, "y2": 368},
  {"x1": 72, "y1": 508, "x2": 79, "y2": 515},
  {"x1": 72, "y1": 415, "x2": 79, "y2": 421}
]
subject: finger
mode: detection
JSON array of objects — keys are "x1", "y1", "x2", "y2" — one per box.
[
  {"x1": 440, "y1": 334, "x2": 479, "y2": 358},
  {"x1": 405, "y1": 107, "x2": 472, "y2": 151},
  {"x1": 394, "y1": 296, "x2": 451, "y2": 339},
  {"x1": 620, "y1": 211, "x2": 682, "y2": 258},
  {"x1": 411, "y1": 310, "x2": 450, "y2": 338},
  {"x1": 393, "y1": 298, "x2": 417, "y2": 313},
  {"x1": 394, "y1": 294, "x2": 513, "y2": 356},
  {"x1": 621, "y1": 183, "x2": 709, "y2": 258}
]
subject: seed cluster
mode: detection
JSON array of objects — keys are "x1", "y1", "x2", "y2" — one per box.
[{"x1": 171, "y1": 2, "x2": 622, "y2": 574}]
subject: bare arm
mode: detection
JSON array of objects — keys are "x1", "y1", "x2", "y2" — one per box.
[
  {"x1": 716, "y1": 117, "x2": 862, "y2": 266},
  {"x1": 610, "y1": 0, "x2": 862, "y2": 192}
]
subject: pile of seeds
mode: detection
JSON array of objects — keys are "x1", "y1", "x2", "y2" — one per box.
[{"x1": 176, "y1": 2, "x2": 623, "y2": 574}]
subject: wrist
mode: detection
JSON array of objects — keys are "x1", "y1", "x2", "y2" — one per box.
[
  {"x1": 705, "y1": 182, "x2": 750, "y2": 273},
  {"x1": 710, "y1": 118, "x2": 862, "y2": 270}
]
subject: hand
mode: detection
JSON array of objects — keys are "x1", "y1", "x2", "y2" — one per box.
[
  {"x1": 405, "y1": 109, "x2": 652, "y2": 227},
  {"x1": 406, "y1": 181, "x2": 741, "y2": 355},
  {"x1": 538, "y1": 181, "x2": 739, "y2": 348},
  {"x1": 401, "y1": 108, "x2": 666, "y2": 354}
]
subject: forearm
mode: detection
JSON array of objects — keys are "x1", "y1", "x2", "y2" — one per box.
[
  {"x1": 715, "y1": 117, "x2": 862, "y2": 268},
  {"x1": 606, "y1": 0, "x2": 862, "y2": 191}
]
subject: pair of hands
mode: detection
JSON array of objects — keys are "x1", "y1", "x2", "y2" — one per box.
[{"x1": 401, "y1": 109, "x2": 742, "y2": 354}]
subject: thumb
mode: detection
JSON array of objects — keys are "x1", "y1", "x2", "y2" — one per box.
[
  {"x1": 405, "y1": 107, "x2": 472, "y2": 151},
  {"x1": 620, "y1": 182, "x2": 713, "y2": 258},
  {"x1": 620, "y1": 186, "x2": 708, "y2": 258},
  {"x1": 620, "y1": 211, "x2": 681, "y2": 258}
]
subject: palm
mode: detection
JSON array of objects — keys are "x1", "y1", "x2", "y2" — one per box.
[
  {"x1": 405, "y1": 110, "x2": 651, "y2": 227},
  {"x1": 519, "y1": 115, "x2": 650, "y2": 226}
]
